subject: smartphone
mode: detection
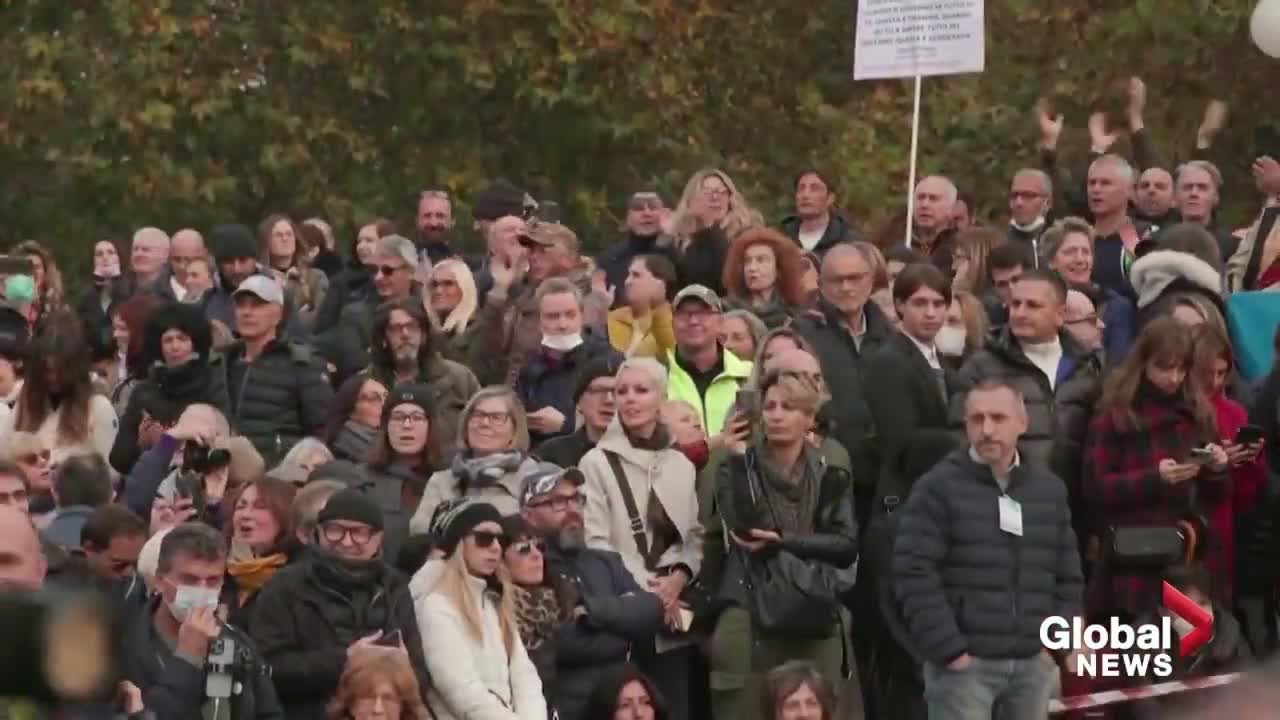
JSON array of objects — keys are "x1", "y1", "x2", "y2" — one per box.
[
  {"x1": 733, "y1": 388, "x2": 759, "y2": 417},
  {"x1": 1188, "y1": 447, "x2": 1214, "y2": 465},
  {"x1": 375, "y1": 629, "x2": 403, "y2": 648},
  {"x1": 1237, "y1": 425, "x2": 1264, "y2": 445}
]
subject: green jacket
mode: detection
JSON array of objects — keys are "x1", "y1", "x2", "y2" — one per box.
[{"x1": 665, "y1": 348, "x2": 753, "y2": 435}]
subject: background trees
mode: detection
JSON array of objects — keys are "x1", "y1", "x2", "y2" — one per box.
[{"x1": 2, "y1": 0, "x2": 1274, "y2": 278}]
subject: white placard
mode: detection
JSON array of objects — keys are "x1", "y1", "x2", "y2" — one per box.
[{"x1": 853, "y1": 0, "x2": 985, "y2": 80}]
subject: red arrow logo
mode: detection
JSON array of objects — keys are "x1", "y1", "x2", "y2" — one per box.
[{"x1": 1163, "y1": 581, "x2": 1212, "y2": 656}]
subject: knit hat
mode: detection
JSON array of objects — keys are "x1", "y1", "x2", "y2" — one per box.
[
  {"x1": 573, "y1": 354, "x2": 623, "y2": 404},
  {"x1": 436, "y1": 499, "x2": 504, "y2": 556},
  {"x1": 382, "y1": 383, "x2": 436, "y2": 425},
  {"x1": 472, "y1": 180, "x2": 528, "y2": 222},
  {"x1": 317, "y1": 488, "x2": 384, "y2": 532},
  {"x1": 209, "y1": 224, "x2": 258, "y2": 261}
]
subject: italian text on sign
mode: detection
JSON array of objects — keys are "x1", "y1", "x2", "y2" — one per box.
[{"x1": 853, "y1": 0, "x2": 985, "y2": 80}]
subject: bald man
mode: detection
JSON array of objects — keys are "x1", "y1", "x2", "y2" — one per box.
[
  {"x1": 168, "y1": 229, "x2": 206, "y2": 301},
  {"x1": 0, "y1": 506, "x2": 47, "y2": 590},
  {"x1": 130, "y1": 227, "x2": 171, "y2": 288},
  {"x1": 912, "y1": 175, "x2": 960, "y2": 274},
  {"x1": 1063, "y1": 289, "x2": 1104, "y2": 352}
]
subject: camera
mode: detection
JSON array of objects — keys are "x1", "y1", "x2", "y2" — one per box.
[
  {"x1": 184, "y1": 445, "x2": 231, "y2": 474},
  {"x1": 206, "y1": 635, "x2": 236, "y2": 700}
]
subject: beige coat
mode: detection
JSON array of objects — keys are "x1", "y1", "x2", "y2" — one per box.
[
  {"x1": 409, "y1": 456, "x2": 540, "y2": 535},
  {"x1": 578, "y1": 420, "x2": 703, "y2": 587},
  {"x1": 1226, "y1": 201, "x2": 1280, "y2": 291}
]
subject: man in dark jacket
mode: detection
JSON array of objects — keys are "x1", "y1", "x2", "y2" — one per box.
[
  {"x1": 894, "y1": 379, "x2": 1083, "y2": 719},
  {"x1": 1007, "y1": 169, "x2": 1055, "y2": 253},
  {"x1": 950, "y1": 270, "x2": 1103, "y2": 551},
  {"x1": 44, "y1": 454, "x2": 113, "y2": 550},
  {"x1": 222, "y1": 276, "x2": 333, "y2": 464},
  {"x1": 595, "y1": 192, "x2": 680, "y2": 308},
  {"x1": 124, "y1": 522, "x2": 283, "y2": 720},
  {"x1": 911, "y1": 176, "x2": 960, "y2": 275},
  {"x1": 779, "y1": 169, "x2": 861, "y2": 256},
  {"x1": 251, "y1": 489, "x2": 428, "y2": 719},
  {"x1": 516, "y1": 278, "x2": 622, "y2": 447},
  {"x1": 203, "y1": 223, "x2": 308, "y2": 340},
  {"x1": 519, "y1": 464, "x2": 664, "y2": 720},
  {"x1": 534, "y1": 355, "x2": 620, "y2": 468}
]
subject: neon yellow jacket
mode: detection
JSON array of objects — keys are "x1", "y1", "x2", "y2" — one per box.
[{"x1": 665, "y1": 348, "x2": 753, "y2": 435}]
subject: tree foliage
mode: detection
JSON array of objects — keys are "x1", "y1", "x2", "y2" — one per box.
[{"x1": 1, "y1": 0, "x2": 1275, "y2": 277}]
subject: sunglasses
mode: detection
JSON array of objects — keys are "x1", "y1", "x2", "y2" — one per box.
[
  {"x1": 510, "y1": 539, "x2": 546, "y2": 556},
  {"x1": 469, "y1": 530, "x2": 509, "y2": 549},
  {"x1": 376, "y1": 264, "x2": 406, "y2": 277}
]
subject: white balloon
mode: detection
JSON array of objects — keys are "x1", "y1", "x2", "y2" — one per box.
[{"x1": 1252, "y1": 0, "x2": 1280, "y2": 58}]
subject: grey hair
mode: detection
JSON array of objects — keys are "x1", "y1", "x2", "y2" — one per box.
[
  {"x1": 616, "y1": 357, "x2": 668, "y2": 395},
  {"x1": 1014, "y1": 168, "x2": 1054, "y2": 198},
  {"x1": 460, "y1": 386, "x2": 530, "y2": 451},
  {"x1": 534, "y1": 276, "x2": 584, "y2": 308},
  {"x1": 180, "y1": 403, "x2": 230, "y2": 437},
  {"x1": 376, "y1": 235, "x2": 419, "y2": 270},
  {"x1": 723, "y1": 309, "x2": 767, "y2": 350},
  {"x1": 279, "y1": 437, "x2": 333, "y2": 468},
  {"x1": 1089, "y1": 154, "x2": 1135, "y2": 184},
  {"x1": 1175, "y1": 160, "x2": 1223, "y2": 190},
  {"x1": 419, "y1": 189, "x2": 452, "y2": 207},
  {"x1": 917, "y1": 175, "x2": 958, "y2": 205}
]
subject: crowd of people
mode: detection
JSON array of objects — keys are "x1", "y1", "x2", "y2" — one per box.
[{"x1": 1, "y1": 79, "x2": 1280, "y2": 720}]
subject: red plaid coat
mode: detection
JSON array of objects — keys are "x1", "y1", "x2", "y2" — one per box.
[{"x1": 1082, "y1": 384, "x2": 1228, "y2": 616}]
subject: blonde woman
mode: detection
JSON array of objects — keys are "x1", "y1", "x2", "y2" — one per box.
[
  {"x1": 410, "y1": 499, "x2": 546, "y2": 720},
  {"x1": 409, "y1": 386, "x2": 539, "y2": 532},
  {"x1": 578, "y1": 358, "x2": 703, "y2": 720},
  {"x1": 665, "y1": 169, "x2": 763, "y2": 295},
  {"x1": 425, "y1": 258, "x2": 480, "y2": 363}
]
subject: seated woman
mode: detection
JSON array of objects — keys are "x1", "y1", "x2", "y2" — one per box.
[
  {"x1": 321, "y1": 374, "x2": 389, "y2": 464},
  {"x1": 501, "y1": 514, "x2": 561, "y2": 719},
  {"x1": 609, "y1": 254, "x2": 677, "y2": 359},
  {"x1": 721, "y1": 227, "x2": 807, "y2": 329},
  {"x1": 426, "y1": 258, "x2": 481, "y2": 364},
  {"x1": 327, "y1": 647, "x2": 431, "y2": 720},
  {"x1": 704, "y1": 370, "x2": 856, "y2": 720},
  {"x1": 410, "y1": 386, "x2": 539, "y2": 532}
]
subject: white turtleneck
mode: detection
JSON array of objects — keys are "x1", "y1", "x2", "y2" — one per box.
[{"x1": 1021, "y1": 336, "x2": 1063, "y2": 390}]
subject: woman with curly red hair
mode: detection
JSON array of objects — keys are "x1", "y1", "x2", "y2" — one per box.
[{"x1": 720, "y1": 227, "x2": 808, "y2": 329}]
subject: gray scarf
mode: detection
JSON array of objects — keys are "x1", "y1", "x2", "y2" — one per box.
[
  {"x1": 752, "y1": 445, "x2": 821, "y2": 535},
  {"x1": 451, "y1": 450, "x2": 527, "y2": 493},
  {"x1": 332, "y1": 420, "x2": 377, "y2": 463}
]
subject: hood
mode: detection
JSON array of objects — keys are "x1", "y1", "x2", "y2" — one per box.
[
  {"x1": 408, "y1": 557, "x2": 447, "y2": 602},
  {"x1": 1130, "y1": 250, "x2": 1222, "y2": 309}
]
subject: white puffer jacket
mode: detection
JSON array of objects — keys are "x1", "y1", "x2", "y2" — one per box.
[{"x1": 410, "y1": 559, "x2": 546, "y2": 720}]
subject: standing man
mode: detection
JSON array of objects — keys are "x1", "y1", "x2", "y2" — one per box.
[
  {"x1": 204, "y1": 223, "x2": 261, "y2": 331},
  {"x1": 984, "y1": 243, "x2": 1035, "y2": 328},
  {"x1": 44, "y1": 454, "x2": 114, "y2": 551},
  {"x1": 1008, "y1": 169, "x2": 1054, "y2": 252},
  {"x1": 534, "y1": 356, "x2": 620, "y2": 468},
  {"x1": 911, "y1": 176, "x2": 960, "y2": 275},
  {"x1": 415, "y1": 189, "x2": 457, "y2": 265},
  {"x1": 1175, "y1": 160, "x2": 1238, "y2": 261},
  {"x1": 1087, "y1": 155, "x2": 1147, "y2": 300},
  {"x1": 596, "y1": 191, "x2": 677, "y2": 307},
  {"x1": 130, "y1": 227, "x2": 171, "y2": 292},
  {"x1": 780, "y1": 169, "x2": 860, "y2": 256},
  {"x1": 1135, "y1": 168, "x2": 1177, "y2": 227},
  {"x1": 894, "y1": 379, "x2": 1083, "y2": 720},
  {"x1": 223, "y1": 276, "x2": 333, "y2": 463},
  {"x1": 665, "y1": 285, "x2": 752, "y2": 436}
]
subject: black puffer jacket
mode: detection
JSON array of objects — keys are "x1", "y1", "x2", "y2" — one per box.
[
  {"x1": 893, "y1": 449, "x2": 1084, "y2": 666},
  {"x1": 221, "y1": 338, "x2": 334, "y2": 464},
  {"x1": 674, "y1": 225, "x2": 730, "y2": 296},
  {"x1": 249, "y1": 553, "x2": 428, "y2": 720},
  {"x1": 779, "y1": 211, "x2": 862, "y2": 257}
]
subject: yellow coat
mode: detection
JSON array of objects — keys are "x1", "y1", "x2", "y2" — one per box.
[{"x1": 608, "y1": 303, "x2": 676, "y2": 359}]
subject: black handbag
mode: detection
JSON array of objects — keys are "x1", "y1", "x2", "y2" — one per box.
[
  {"x1": 1107, "y1": 518, "x2": 1202, "y2": 571},
  {"x1": 738, "y1": 451, "x2": 847, "y2": 638}
]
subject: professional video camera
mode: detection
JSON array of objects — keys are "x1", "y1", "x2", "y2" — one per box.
[{"x1": 0, "y1": 588, "x2": 120, "y2": 704}]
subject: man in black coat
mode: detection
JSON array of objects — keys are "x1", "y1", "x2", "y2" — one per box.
[
  {"x1": 894, "y1": 379, "x2": 1082, "y2": 720},
  {"x1": 519, "y1": 465, "x2": 664, "y2": 720},
  {"x1": 779, "y1": 169, "x2": 862, "y2": 257},
  {"x1": 251, "y1": 489, "x2": 428, "y2": 720},
  {"x1": 595, "y1": 191, "x2": 679, "y2": 308}
]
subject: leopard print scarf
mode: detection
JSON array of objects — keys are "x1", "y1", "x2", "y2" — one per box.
[{"x1": 512, "y1": 585, "x2": 560, "y2": 653}]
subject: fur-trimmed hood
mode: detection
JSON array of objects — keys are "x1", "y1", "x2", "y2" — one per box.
[{"x1": 1130, "y1": 249, "x2": 1223, "y2": 309}]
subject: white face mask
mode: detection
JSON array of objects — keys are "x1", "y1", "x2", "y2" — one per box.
[
  {"x1": 168, "y1": 584, "x2": 221, "y2": 622},
  {"x1": 935, "y1": 325, "x2": 967, "y2": 357},
  {"x1": 542, "y1": 333, "x2": 583, "y2": 352}
]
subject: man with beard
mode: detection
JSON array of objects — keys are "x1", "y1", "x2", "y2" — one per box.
[
  {"x1": 534, "y1": 355, "x2": 620, "y2": 468},
  {"x1": 367, "y1": 298, "x2": 479, "y2": 460},
  {"x1": 596, "y1": 191, "x2": 679, "y2": 308},
  {"x1": 251, "y1": 488, "x2": 427, "y2": 719},
  {"x1": 519, "y1": 464, "x2": 664, "y2": 720},
  {"x1": 415, "y1": 189, "x2": 457, "y2": 265}
]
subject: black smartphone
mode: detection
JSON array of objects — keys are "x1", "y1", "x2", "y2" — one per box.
[
  {"x1": 733, "y1": 388, "x2": 759, "y2": 417},
  {"x1": 375, "y1": 629, "x2": 403, "y2": 647},
  {"x1": 173, "y1": 471, "x2": 207, "y2": 519},
  {"x1": 1237, "y1": 424, "x2": 1264, "y2": 445}
]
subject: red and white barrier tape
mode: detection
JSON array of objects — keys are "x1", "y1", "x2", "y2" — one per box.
[{"x1": 1049, "y1": 671, "x2": 1244, "y2": 713}]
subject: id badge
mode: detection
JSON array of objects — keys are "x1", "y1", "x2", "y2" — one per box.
[{"x1": 998, "y1": 495, "x2": 1023, "y2": 537}]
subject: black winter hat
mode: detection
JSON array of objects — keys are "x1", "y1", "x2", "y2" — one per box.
[
  {"x1": 144, "y1": 301, "x2": 213, "y2": 365},
  {"x1": 382, "y1": 383, "x2": 436, "y2": 425},
  {"x1": 436, "y1": 499, "x2": 504, "y2": 556},
  {"x1": 472, "y1": 180, "x2": 528, "y2": 222},
  {"x1": 209, "y1": 224, "x2": 258, "y2": 261},
  {"x1": 573, "y1": 354, "x2": 622, "y2": 404},
  {"x1": 317, "y1": 488, "x2": 384, "y2": 532}
]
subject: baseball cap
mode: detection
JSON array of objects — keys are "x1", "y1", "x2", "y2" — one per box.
[
  {"x1": 519, "y1": 462, "x2": 586, "y2": 508},
  {"x1": 672, "y1": 284, "x2": 722, "y2": 312},
  {"x1": 519, "y1": 221, "x2": 579, "y2": 254},
  {"x1": 233, "y1": 275, "x2": 284, "y2": 305}
]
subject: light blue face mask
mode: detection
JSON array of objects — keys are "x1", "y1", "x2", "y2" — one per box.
[{"x1": 5, "y1": 274, "x2": 34, "y2": 306}]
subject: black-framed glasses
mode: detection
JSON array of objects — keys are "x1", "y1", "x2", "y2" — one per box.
[
  {"x1": 321, "y1": 523, "x2": 375, "y2": 545},
  {"x1": 468, "y1": 410, "x2": 511, "y2": 426},
  {"x1": 469, "y1": 530, "x2": 509, "y2": 549},
  {"x1": 510, "y1": 539, "x2": 546, "y2": 556},
  {"x1": 527, "y1": 493, "x2": 586, "y2": 513},
  {"x1": 390, "y1": 411, "x2": 428, "y2": 426}
]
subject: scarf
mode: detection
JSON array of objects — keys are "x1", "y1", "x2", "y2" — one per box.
[
  {"x1": 451, "y1": 450, "x2": 527, "y2": 492},
  {"x1": 512, "y1": 585, "x2": 560, "y2": 652},
  {"x1": 624, "y1": 423, "x2": 671, "y2": 451},
  {"x1": 333, "y1": 420, "x2": 378, "y2": 463},
  {"x1": 227, "y1": 553, "x2": 287, "y2": 606},
  {"x1": 1011, "y1": 216, "x2": 1047, "y2": 234},
  {"x1": 311, "y1": 547, "x2": 384, "y2": 590},
  {"x1": 753, "y1": 445, "x2": 820, "y2": 535}
]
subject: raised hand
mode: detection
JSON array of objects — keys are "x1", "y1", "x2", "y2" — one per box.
[
  {"x1": 1037, "y1": 99, "x2": 1064, "y2": 150},
  {"x1": 1089, "y1": 112, "x2": 1122, "y2": 154},
  {"x1": 1127, "y1": 76, "x2": 1147, "y2": 131}
]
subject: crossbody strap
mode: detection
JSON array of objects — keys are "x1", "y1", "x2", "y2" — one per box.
[{"x1": 603, "y1": 450, "x2": 656, "y2": 569}]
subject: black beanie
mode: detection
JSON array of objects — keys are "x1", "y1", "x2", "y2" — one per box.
[
  {"x1": 317, "y1": 488, "x2": 384, "y2": 532},
  {"x1": 573, "y1": 354, "x2": 622, "y2": 404},
  {"x1": 209, "y1": 223, "x2": 258, "y2": 261},
  {"x1": 437, "y1": 500, "x2": 504, "y2": 556},
  {"x1": 144, "y1": 301, "x2": 213, "y2": 364},
  {"x1": 472, "y1": 180, "x2": 528, "y2": 222},
  {"x1": 382, "y1": 383, "x2": 436, "y2": 426}
]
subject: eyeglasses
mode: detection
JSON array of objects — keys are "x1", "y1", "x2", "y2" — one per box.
[
  {"x1": 321, "y1": 523, "x2": 375, "y2": 545},
  {"x1": 377, "y1": 264, "x2": 407, "y2": 277},
  {"x1": 390, "y1": 411, "x2": 428, "y2": 426},
  {"x1": 469, "y1": 530, "x2": 509, "y2": 549},
  {"x1": 19, "y1": 450, "x2": 50, "y2": 465},
  {"x1": 468, "y1": 410, "x2": 511, "y2": 426},
  {"x1": 357, "y1": 392, "x2": 387, "y2": 404},
  {"x1": 527, "y1": 493, "x2": 586, "y2": 512},
  {"x1": 510, "y1": 539, "x2": 547, "y2": 556}
]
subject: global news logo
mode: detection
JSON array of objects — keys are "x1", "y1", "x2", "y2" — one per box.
[{"x1": 1039, "y1": 582, "x2": 1212, "y2": 679}]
